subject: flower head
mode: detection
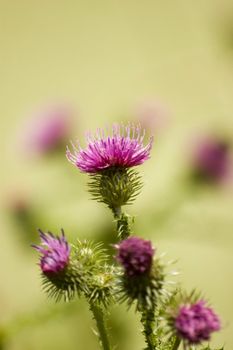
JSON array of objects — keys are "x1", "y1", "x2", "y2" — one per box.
[
  {"x1": 116, "y1": 236, "x2": 155, "y2": 276},
  {"x1": 191, "y1": 136, "x2": 230, "y2": 182},
  {"x1": 32, "y1": 229, "x2": 70, "y2": 274},
  {"x1": 175, "y1": 300, "x2": 221, "y2": 344},
  {"x1": 66, "y1": 124, "x2": 153, "y2": 173}
]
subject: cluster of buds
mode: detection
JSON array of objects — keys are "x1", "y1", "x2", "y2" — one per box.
[
  {"x1": 32, "y1": 230, "x2": 116, "y2": 304},
  {"x1": 32, "y1": 123, "x2": 222, "y2": 350}
]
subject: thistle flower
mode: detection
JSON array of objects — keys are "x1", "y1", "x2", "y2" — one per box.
[
  {"x1": 174, "y1": 300, "x2": 221, "y2": 344},
  {"x1": 32, "y1": 229, "x2": 70, "y2": 274},
  {"x1": 116, "y1": 236, "x2": 154, "y2": 276},
  {"x1": 191, "y1": 136, "x2": 230, "y2": 182},
  {"x1": 66, "y1": 124, "x2": 153, "y2": 173}
]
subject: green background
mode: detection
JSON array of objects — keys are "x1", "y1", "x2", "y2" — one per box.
[{"x1": 0, "y1": 1, "x2": 233, "y2": 349}]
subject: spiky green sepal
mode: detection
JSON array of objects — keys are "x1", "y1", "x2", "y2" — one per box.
[
  {"x1": 88, "y1": 167, "x2": 142, "y2": 211},
  {"x1": 87, "y1": 264, "x2": 119, "y2": 308},
  {"x1": 118, "y1": 258, "x2": 165, "y2": 311},
  {"x1": 73, "y1": 240, "x2": 117, "y2": 308},
  {"x1": 164, "y1": 289, "x2": 203, "y2": 329},
  {"x1": 72, "y1": 240, "x2": 107, "y2": 272},
  {"x1": 41, "y1": 240, "x2": 111, "y2": 303},
  {"x1": 41, "y1": 261, "x2": 83, "y2": 302}
]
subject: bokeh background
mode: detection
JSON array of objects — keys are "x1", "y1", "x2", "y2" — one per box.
[{"x1": 1, "y1": 1, "x2": 233, "y2": 349}]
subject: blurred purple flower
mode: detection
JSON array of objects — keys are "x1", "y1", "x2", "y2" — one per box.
[
  {"x1": 175, "y1": 300, "x2": 221, "y2": 344},
  {"x1": 24, "y1": 105, "x2": 72, "y2": 155},
  {"x1": 191, "y1": 136, "x2": 230, "y2": 182},
  {"x1": 133, "y1": 99, "x2": 170, "y2": 133},
  {"x1": 66, "y1": 124, "x2": 153, "y2": 173},
  {"x1": 115, "y1": 236, "x2": 155, "y2": 276},
  {"x1": 32, "y1": 229, "x2": 70, "y2": 274}
]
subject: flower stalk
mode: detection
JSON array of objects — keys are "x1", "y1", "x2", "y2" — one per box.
[
  {"x1": 89, "y1": 303, "x2": 112, "y2": 350},
  {"x1": 141, "y1": 308, "x2": 156, "y2": 350},
  {"x1": 114, "y1": 210, "x2": 132, "y2": 240},
  {"x1": 172, "y1": 336, "x2": 181, "y2": 350}
]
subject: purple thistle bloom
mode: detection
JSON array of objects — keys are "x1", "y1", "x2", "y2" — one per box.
[
  {"x1": 191, "y1": 136, "x2": 230, "y2": 182},
  {"x1": 32, "y1": 229, "x2": 70, "y2": 274},
  {"x1": 66, "y1": 124, "x2": 153, "y2": 173},
  {"x1": 116, "y1": 236, "x2": 155, "y2": 276},
  {"x1": 175, "y1": 300, "x2": 221, "y2": 344}
]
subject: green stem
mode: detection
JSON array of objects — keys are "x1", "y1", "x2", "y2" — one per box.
[
  {"x1": 141, "y1": 308, "x2": 156, "y2": 350},
  {"x1": 112, "y1": 206, "x2": 122, "y2": 219},
  {"x1": 112, "y1": 206, "x2": 132, "y2": 240},
  {"x1": 172, "y1": 336, "x2": 181, "y2": 350},
  {"x1": 89, "y1": 303, "x2": 111, "y2": 350}
]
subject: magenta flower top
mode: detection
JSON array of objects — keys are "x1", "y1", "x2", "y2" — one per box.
[
  {"x1": 32, "y1": 229, "x2": 70, "y2": 274},
  {"x1": 116, "y1": 236, "x2": 155, "y2": 277},
  {"x1": 66, "y1": 124, "x2": 153, "y2": 173},
  {"x1": 175, "y1": 300, "x2": 221, "y2": 344}
]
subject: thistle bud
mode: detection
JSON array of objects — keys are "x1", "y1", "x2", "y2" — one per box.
[
  {"x1": 115, "y1": 237, "x2": 164, "y2": 310},
  {"x1": 165, "y1": 291, "x2": 221, "y2": 346},
  {"x1": 116, "y1": 236, "x2": 154, "y2": 276},
  {"x1": 175, "y1": 301, "x2": 220, "y2": 344},
  {"x1": 73, "y1": 240, "x2": 117, "y2": 308},
  {"x1": 32, "y1": 229, "x2": 81, "y2": 301}
]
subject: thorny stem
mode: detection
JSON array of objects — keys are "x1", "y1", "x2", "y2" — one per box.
[
  {"x1": 89, "y1": 303, "x2": 112, "y2": 350},
  {"x1": 172, "y1": 336, "x2": 181, "y2": 350},
  {"x1": 140, "y1": 308, "x2": 156, "y2": 350},
  {"x1": 112, "y1": 206, "x2": 122, "y2": 219},
  {"x1": 112, "y1": 206, "x2": 132, "y2": 240}
]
